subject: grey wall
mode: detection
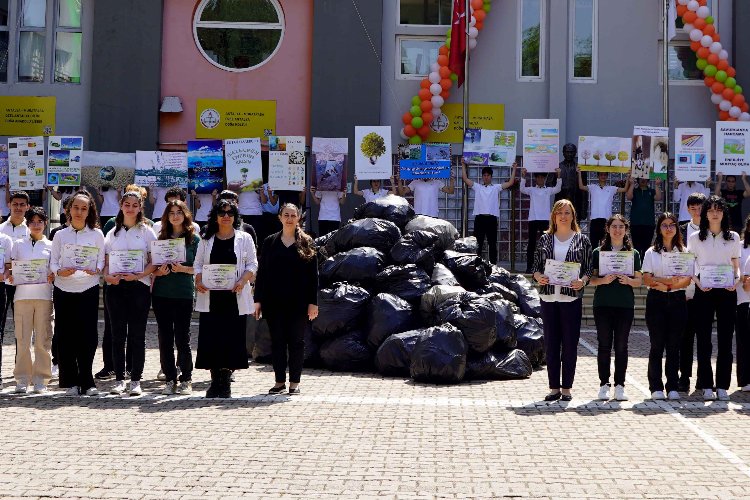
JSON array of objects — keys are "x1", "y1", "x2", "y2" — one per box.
[
  {"x1": 88, "y1": 0, "x2": 163, "y2": 153},
  {"x1": 310, "y1": 0, "x2": 383, "y2": 234},
  {"x1": 736, "y1": 0, "x2": 750, "y2": 92}
]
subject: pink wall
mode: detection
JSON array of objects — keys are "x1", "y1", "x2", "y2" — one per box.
[{"x1": 159, "y1": 0, "x2": 313, "y2": 145}]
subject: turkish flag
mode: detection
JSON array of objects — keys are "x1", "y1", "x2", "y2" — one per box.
[{"x1": 448, "y1": 0, "x2": 467, "y2": 87}]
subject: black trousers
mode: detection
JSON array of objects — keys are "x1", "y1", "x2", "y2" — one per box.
[
  {"x1": 694, "y1": 287, "x2": 736, "y2": 390},
  {"x1": 736, "y1": 303, "x2": 750, "y2": 387},
  {"x1": 153, "y1": 295, "x2": 193, "y2": 383},
  {"x1": 266, "y1": 312, "x2": 307, "y2": 384},
  {"x1": 318, "y1": 220, "x2": 340, "y2": 237},
  {"x1": 645, "y1": 290, "x2": 687, "y2": 392},
  {"x1": 526, "y1": 220, "x2": 548, "y2": 273},
  {"x1": 106, "y1": 281, "x2": 151, "y2": 382},
  {"x1": 589, "y1": 218, "x2": 606, "y2": 249},
  {"x1": 630, "y1": 225, "x2": 654, "y2": 260},
  {"x1": 54, "y1": 285, "x2": 99, "y2": 392},
  {"x1": 594, "y1": 306, "x2": 633, "y2": 387},
  {"x1": 0, "y1": 283, "x2": 6, "y2": 378},
  {"x1": 679, "y1": 296, "x2": 699, "y2": 385},
  {"x1": 540, "y1": 298, "x2": 582, "y2": 390},
  {"x1": 474, "y1": 214, "x2": 498, "y2": 264}
]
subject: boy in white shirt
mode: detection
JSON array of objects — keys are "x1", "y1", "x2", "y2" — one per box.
[
  {"x1": 673, "y1": 179, "x2": 710, "y2": 224},
  {"x1": 399, "y1": 174, "x2": 456, "y2": 218},
  {"x1": 577, "y1": 169, "x2": 629, "y2": 248},
  {"x1": 310, "y1": 186, "x2": 345, "y2": 236},
  {"x1": 352, "y1": 175, "x2": 397, "y2": 203},
  {"x1": 520, "y1": 167, "x2": 562, "y2": 273}
]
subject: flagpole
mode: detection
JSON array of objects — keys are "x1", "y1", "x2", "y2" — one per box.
[
  {"x1": 461, "y1": 0, "x2": 470, "y2": 238},
  {"x1": 663, "y1": 0, "x2": 671, "y2": 211}
]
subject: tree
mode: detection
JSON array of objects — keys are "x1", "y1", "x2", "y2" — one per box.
[
  {"x1": 361, "y1": 132, "x2": 387, "y2": 165},
  {"x1": 580, "y1": 150, "x2": 591, "y2": 165},
  {"x1": 617, "y1": 151, "x2": 629, "y2": 166},
  {"x1": 605, "y1": 151, "x2": 616, "y2": 166},
  {"x1": 593, "y1": 151, "x2": 601, "y2": 165}
]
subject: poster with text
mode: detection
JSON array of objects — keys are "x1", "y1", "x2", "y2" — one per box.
[
  {"x1": 463, "y1": 129, "x2": 517, "y2": 167},
  {"x1": 355, "y1": 126, "x2": 392, "y2": 180},
  {"x1": 312, "y1": 138, "x2": 348, "y2": 191},
  {"x1": 716, "y1": 121, "x2": 750, "y2": 176},
  {"x1": 0, "y1": 145, "x2": 7, "y2": 186},
  {"x1": 398, "y1": 143, "x2": 451, "y2": 180},
  {"x1": 225, "y1": 138, "x2": 262, "y2": 194},
  {"x1": 674, "y1": 128, "x2": 711, "y2": 181},
  {"x1": 522, "y1": 119, "x2": 559, "y2": 172},
  {"x1": 46, "y1": 136, "x2": 83, "y2": 186},
  {"x1": 577, "y1": 136, "x2": 631, "y2": 173},
  {"x1": 268, "y1": 136, "x2": 306, "y2": 191},
  {"x1": 187, "y1": 140, "x2": 224, "y2": 194},
  {"x1": 135, "y1": 151, "x2": 188, "y2": 189},
  {"x1": 81, "y1": 151, "x2": 135, "y2": 190},
  {"x1": 8, "y1": 137, "x2": 45, "y2": 190},
  {"x1": 631, "y1": 126, "x2": 669, "y2": 180}
]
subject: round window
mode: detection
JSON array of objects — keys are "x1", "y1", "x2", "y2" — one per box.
[{"x1": 193, "y1": 0, "x2": 285, "y2": 72}]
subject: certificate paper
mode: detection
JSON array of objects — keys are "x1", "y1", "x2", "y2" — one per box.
[
  {"x1": 109, "y1": 250, "x2": 144, "y2": 274},
  {"x1": 61, "y1": 244, "x2": 99, "y2": 272},
  {"x1": 545, "y1": 259, "x2": 581, "y2": 287},
  {"x1": 202, "y1": 264, "x2": 237, "y2": 290},
  {"x1": 150, "y1": 239, "x2": 186, "y2": 265},
  {"x1": 699, "y1": 265, "x2": 736, "y2": 289},
  {"x1": 598, "y1": 251, "x2": 634, "y2": 276},
  {"x1": 662, "y1": 252, "x2": 695, "y2": 277},
  {"x1": 12, "y1": 259, "x2": 49, "y2": 285}
]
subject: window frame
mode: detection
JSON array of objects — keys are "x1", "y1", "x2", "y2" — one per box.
[
  {"x1": 516, "y1": 0, "x2": 546, "y2": 83},
  {"x1": 0, "y1": 2, "x2": 11, "y2": 84},
  {"x1": 658, "y1": 40, "x2": 707, "y2": 86},
  {"x1": 395, "y1": 35, "x2": 444, "y2": 80},
  {"x1": 192, "y1": 0, "x2": 286, "y2": 73},
  {"x1": 568, "y1": 0, "x2": 597, "y2": 84},
  {"x1": 53, "y1": 0, "x2": 83, "y2": 84},
  {"x1": 17, "y1": 0, "x2": 47, "y2": 83},
  {"x1": 397, "y1": 0, "x2": 452, "y2": 28}
]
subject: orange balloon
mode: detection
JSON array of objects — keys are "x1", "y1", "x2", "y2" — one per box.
[
  {"x1": 420, "y1": 100, "x2": 433, "y2": 112},
  {"x1": 727, "y1": 67, "x2": 737, "y2": 78},
  {"x1": 474, "y1": 9, "x2": 486, "y2": 22},
  {"x1": 439, "y1": 66, "x2": 451, "y2": 79},
  {"x1": 704, "y1": 76, "x2": 716, "y2": 87},
  {"x1": 404, "y1": 125, "x2": 416, "y2": 137},
  {"x1": 418, "y1": 88, "x2": 431, "y2": 101},
  {"x1": 439, "y1": 45, "x2": 449, "y2": 56},
  {"x1": 719, "y1": 110, "x2": 730, "y2": 120},
  {"x1": 420, "y1": 79, "x2": 431, "y2": 89},
  {"x1": 712, "y1": 82, "x2": 725, "y2": 94},
  {"x1": 417, "y1": 125, "x2": 431, "y2": 138},
  {"x1": 694, "y1": 18, "x2": 706, "y2": 30},
  {"x1": 703, "y1": 25, "x2": 716, "y2": 36},
  {"x1": 699, "y1": 0, "x2": 707, "y2": 6},
  {"x1": 683, "y1": 11, "x2": 697, "y2": 24},
  {"x1": 475, "y1": 20, "x2": 484, "y2": 30},
  {"x1": 422, "y1": 112, "x2": 433, "y2": 125},
  {"x1": 402, "y1": 112, "x2": 413, "y2": 125},
  {"x1": 677, "y1": 5, "x2": 687, "y2": 16},
  {"x1": 471, "y1": 0, "x2": 483, "y2": 9},
  {"x1": 712, "y1": 33, "x2": 720, "y2": 43},
  {"x1": 727, "y1": 117, "x2": 738, "y2": 122},
  {"x1": 723, "y1": 88, "x2": 736, "y2": 101},
  {"x1": 691, "y1": 41, "x2": 702, "y2": 52},
  {"x1": 440, "y1": 90, "x2": 450, "y2": 99},
  {"x1": 697, "y1": 47, "x2": 710, "y2": 59},
  {"x1": 707, "y1": 54, "x2": 719, "y2": 66},
  {"x1": 742, "y1": 103, "x2": 750, "y2": 113},
  {"x1": 437, "y1": 55, "x2": 449, "y2": 67},
  {"x1": 717, "y1": 60, "x2": 729, "y2": 71},
  {"x1": 440, "y1": 78, "x2": 452, "y2": 90},
  {"x1": 733, "y1": 94, "x2": 746, "y2": 107}
]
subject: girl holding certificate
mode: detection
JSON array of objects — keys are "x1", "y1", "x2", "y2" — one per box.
[
  {"x1": 152, "y1": 200, "x2": 200, "y2": 395},
  {"x1": 738, "y1": 216, "x2": 750, "y2": 393},
  {"x1": 532, "y1": 199, "x2": 593, "y2": 402},
  {"x1": 687, "y1": 195, "x2": 742, "y2": 401},
  {"x1": 50, "y1": 190, "x2": 105, "y2": 397},
  {"x1": 103, "y1": 192, "x2": 157, "y2": 396},
  {"x1": 589, "y1": 215, "x2": 642, "y2": 401},
  {"x1": 195, "y1": 200, "x2": 258, "y2": 398},
  {"x1": 642, "y1": 213, "x2": 692, "y2": 401}
]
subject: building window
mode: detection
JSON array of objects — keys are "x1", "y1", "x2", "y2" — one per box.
[
  {"x1": 399, "y1": 0, "x2": 452, "y2": 26},
  {"x1": 193, "y1": 0, "x2": 285, "y2": 72},
  {"x1": 18, "y1": 0, "x2": 46, "y2": 82},
  {"x1": 54, "y1": 0, "x2": 81, "y2": 83},
  {"x1": 397, "y1": 36, "x2": 442, "y2": 79},
  {"x1": 0, "y1": 0, "x2": 9, "y2": 83},
  {"x1": 659, "y1": 41, "x2": 704, "y2": 84},
  {"x1": 517, "y1": 0, "x2": 545, "y2": 81},
  {"x1": 569, "y1": 0, "x2": 597, "y2": 82}
]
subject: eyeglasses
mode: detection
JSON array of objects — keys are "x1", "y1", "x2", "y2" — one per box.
[
  {"x1": 218, "y1": 211, "x2": 235, "y2": 218},
  {"x1": 168, "y1": 211, "x2": 184, "y2": 217},
  {"x1": 660, "y1": 223, "x2": 677, "y2": 230}
]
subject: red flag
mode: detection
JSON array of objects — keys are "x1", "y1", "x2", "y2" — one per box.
[{"x1": 448, "y1": 0, "x2": 467, "y2": 87}]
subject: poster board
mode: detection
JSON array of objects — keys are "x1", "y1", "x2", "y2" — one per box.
[
  {"x1": 81, "y1": 151, "x2": 136, "y2": 190},
  {"x1": 0, "y1": 96, "x2": 55, "y2": 136},
  {"x1": 225, "y1": 138, "x2": 263, "y2": 193},
  {"x1": 522, "y1": 119, "x2": 559, "y2": 172},
  {"x1": 8, "y1": 137, "x2": 45, "y2": 190},
  {"x1": 674, "y1": 128, "x2": 711, "y2": 181},
  {"x1": 196, "y1": 99, "x2": 276, "y2": 139},
  {"x1": 354, "y1": 126, "x2": 392, "y2": 180},
  {"x1": 187, "y1": 140, "x2": 224, "y2": 194},
  {"x1": 398, "y1": 143, "x2": 451, "y2": 180},
  {"x1": 631, "y1": 126, "x2": 669, "y2": 180},
  {"x1": 268, "y1": 136, "x2": 306, "y2": 191},
  {"x1": 0, "y1": 145, "x2": 7, "y2": 186},
  {"x1": 427, "y1": 103, "x2": 505, "y2": 144},
  {"x1": 462, "y1": 129, "x2": 517, "y2": 167},
  {"x1": 716, "y1": 121, "x2": 750, "y2": 176},
  {"x1": 46, "y1": 136, "x2": 83, "y2": 186},
  {"x1": 135, "y1": 151, "x2": 188, "y2": 188},
  {"x1": 577, "y1": 136, "x2": 631, "y2": 173},
  {"x1": 312, "y1": 138, "x2": 348, "y2": 191}
]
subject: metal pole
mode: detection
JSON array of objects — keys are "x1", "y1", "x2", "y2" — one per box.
[
  {"x1": 460, "y1": 0, "x2": 470, "y2": 238},
  {"x1": 663, "y1": 0, "x2": 671, "y2": 211}
]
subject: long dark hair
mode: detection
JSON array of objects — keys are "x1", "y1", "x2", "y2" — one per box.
[
  {"x1": 743, "y1": 214, "x2": 750, "y2": 249},
  {"x1": 279, "y1": 203, "x2": 315, "y2": 261},
  {"x1": 699, "y1": 195, "x2": 734, "y2": 241},
  {"x1": 65, "y1": 189, "x2": 99, "y2": 229},
  {"x1": 652, "y1": 212, "x2": 684, "y2": 253},
  {"x1": 202, "y1": 199, "x2": 241, "y2": 240},
  {"x1": 600, "y1": 214, "x2": 633, "y2": 251},
  {"x1": 113, "y1": 191, "x2": 145, "y2": 236},
  {"x1": 159, "y1": 200, "x2": 195, "y2": 245}
]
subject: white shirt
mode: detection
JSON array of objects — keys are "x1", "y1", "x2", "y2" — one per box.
[
  {"x1": 362, "y1": 188, "x2": 388, "y2": 203},
  {"x1": 11, "y1": 236, "x2": 53, "y2": 301},
  {"x1": 99, "y1": 190, "x2": 120, "y2": 217},
  {"x1": 152, "y1": 220, "x2": 200, "y2": 236},
  {"x1": 0, "y1": 232, "x2": 13, "y2": 283},
  {"x1": 540, "y1": 234, "x2": 577, "y2": 303},
  {"x1": 520, "y1": 178, "x2": 562, "y2": 221},
  {"x1": 104, "y1": 223, "x2": 157, "y2": 286},
  {"x1": 738, "y1": 247, "x2": 750, "y2": 304},
  {"x1": 471, "y1": 183, "x2": 503, "y2": 218},
  {"x1": 588, "y1": 185, "x2": 619, "y2": 220},
  {"x1": 685, "y1": 222, "x2": 701, "y2": 300},
  {"x1": 687, "y1": 230, "x2": 741, "y2": 275},
  {"x1": 238, "y1": 191, "x2": 262, "y2": 216},
  {"x1": 0, "y1": 187, "x2": 8, "y2": 217},
  {"x1": 195, "y1": 193, "x2": 213, "y2": 222},
  {"x1": 674, "y1": 182, "x2": 709, "y2": 222},
  {"x1": 408, "y1": 180, "x2": 444, "y2": 217},
  {"x1": 686, "y1": 221, "x2": 700, "y2": 241},
  {"x1": 0, "y1": 218, "x2": 29, "y2": 240},
  {"x1": 151, "y1": 187, "x2": 169, "y2": 219},
  {"x1": 316, "y1": 191, "x2": 343, "y2": 222},
  {"x1": 50, "y1": 226, "x2": 106, "y2": 293},
  {"x1": 642, "y1": 246, "x2": 689, "y2": 290}
]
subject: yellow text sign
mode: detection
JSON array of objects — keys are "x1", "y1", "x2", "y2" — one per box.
[
  {"x1": 196, "y1": 99, "x2": 276, "y2": 139},
  {"x1": 0, "y1": 96, "x2": 56, "y2": 136},
  {"x1": 428, "y1": 103, "x2": 504, "y2": 144}
]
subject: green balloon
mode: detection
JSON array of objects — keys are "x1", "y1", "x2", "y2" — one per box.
[
  {"x1": 445, "y1": 39, "x2": 451, "y2": 49},
  {"x1": 715, "y1": 70, "x2": 728, "y2": 83},
  {"x1": 484, "y1": 3, "x2": 491, "y2": 12},
  {"x1": 704, "y1": 65, "x2": 717, "y2": 77},
  {"x1": 411, "y1": 96, "x2": 421, "y2": 106},
  {"x1": 411, "y1": 117, "x2": 424, "y2": 129},
  {"x1": 446, "y1": 28, "x2": 452, "y2": 38},
  {"x1": 409, "y1": 136, "x2": 423, "y2": 145},
  {"x1": 706, "y1": 16, "x2": 714, "y2": 24},
  {"x1": 450, "y1": 72, "x2": 458, "y2": 82},
  {"x1": 410, "y1": 105, "x2": 422, "y2": 117},
  {"x1": 735, "y1": 85, "x2": 743, "y2": 95},
  {"x1": 725, "y1": 77, "x2": 737, "y2": 89},
  {"x1": 696, "y1": 59, "x2": 708, "y2": 71}
]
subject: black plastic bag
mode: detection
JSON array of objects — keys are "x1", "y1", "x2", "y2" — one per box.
[
  {"x1": 410, "y1": 323, "x2": 468, "y2": 384},
  {"x1": 374, "y1": 264, "x2": 431, "y2": 303},
  {"x1": 319, "y1": 330, "x2": 373, "y2": 372},
  {"x1": 390, "y1": 230, "x2": 444, "y2": 272},
  {"x1": 352, "y1": 194, "x2": 415, "y2": 229},
  {"x1": 436, "y1": 295, "x2": 497, "y2": 353},
  {"x1": 441, "y1": 250, "x2": 492, "y2": 291},
  {"x1": 465, "y1": 349, "x2": 533, "y2": 380},
  {"x1": 303, "y1": 322, "x2": 323, "y2": 368},
  {"x1": 365, "y1": 293, "x2": 419, "y2": 349},
  {"x1": 513, "y1": 313, "x2": 545, "y2": 367},
  {"x1": 492, "y1": 299, "x2": 517, "y2": 350},
  {"x1": 375, "y1": 329, "x2": 423, "y2": 377},
  {"x1": 431, "y1": 263, "x2": 460, "y2": 286},
  {"x1": 477, "y1": 281, "x2": 519, "y2": 303},
  {"x1": 453, "y1": 236, "x2": 478, "y2": 254},
  {"x1": 314, "y1": 229, "x2": 337, "y2": 250},
  {"x1": 251, "y1": 318, "x2": 272, "y2": 364},
  {"x1": 320, "y1": 247, "x2": 386, "y2": 287},
  {"x1": 419, "y1": 285, "x2": 468, "y2": 325},
  {"x1": 324, "y1": 218, "x2": 401, "y2": 255},
  {"x1": 405, "y1": 215, "x2": 458, "y2": 249},
  {"x1": 506, "y1": 274, "x2": 542, "y2": 318},
  {"x1": 312, "y1": 283, "x2": 370, "y2": 340}
]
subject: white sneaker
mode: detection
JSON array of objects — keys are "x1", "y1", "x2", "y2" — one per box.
[
  {"x1": 598, "y1": 385, "x2": 611, "y2": 400},
  {"x1": 129, "y1": 381, "x2": 142, "y2": 396},
  {"x1": 64, "y1": 386, "x2": 80, "y2": 396},
  {"x1": 157, "y1": 369, "x2": 166, "y2": 381},
  {"x1": 667, "y1": 391, "x2": 680, "y2": 401},
  {"x1": 110, "y1": 380, "x2": 126, "y2": 395},
  {"x1": 14, "y1": 383, "x2": 28, "y2": 394},
  {"x1": 651, "y1": 391, "x2": 666, "y2": 400},
  {"x1": 703, "y1": 388, "x2": 716, "y2": 400},
  {"x1": 85, "y1": 387, "x2": 99, "y2": 397},
  {"x1": 614, "y1": 385, "x2": 628, "y2": 401},
  {"x1": 717, "y1": 389, "x2": 730, "y2": 401},
  {"x1": 742, "y1": 384, "x2": 750, "y2": 392},
  {"x1": 33, "y1": 384, "x2": 47, "y2": 394},
  {"x1": 177, "y1": 381, "x2": 192, "y2": 395},
  {"x1": 50, "y1": 364, "x2": 59, "y2": 379},
  {"x1": 162, "y1": 381, "x2": 176, "y2": 395}
]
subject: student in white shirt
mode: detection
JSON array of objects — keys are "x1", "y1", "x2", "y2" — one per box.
[
  {"x1": 310, "y1": 186, "x2": 345, "y2": 237},
  {"x1": 8, "y1": 207, "x2": 54, "y2": 394},
  {"x1": 50, "y1": 191, "x2": 106, "y2": 396},
  {"x1": 238, "y1": 188, "x2": 263, "y2": 237},
  {"x1": 103, "y1": 192, "x2": 157, "y2": 396},
  {"x1": 152, "y1": 187, "x2": 200, "y2": 235},
  {"x1": 673, "y1": 179, "x2": 710, "y2": 224},
  {"x1": 352, "y1": 175, "x2": 397, "y2": 203},
  {"x1": 0, "y1": 226, "x2": 12, "y2": 386},
  {"x1": 148, "y1": 186, "x2": 170, "y2": 222},
  {"x1": 736, "y1": 216, "x2": 750, "y2": 393},
  {"x1": 577, "y1": 169, "x2": 629, "y2": 249},
  {"x1": 95, "y1": 185, "x2": 121, "y2": 227},
  {"x1": 688, "y1": 195, "x2": 742, "y2": 401},
  {"x1": 461, "y1": 161, "x2": 517, "y2": 264},
  {"x1": 642, "y1": 212, "x2": 692, "y2": 401},
  {"x1": 399, "y1": 174, "x2": 456, "y2": 218},
  {"x1": 190, "y1": 189, "x2": 217, "y2": 228},
  {"x1": 520, "y1": 168, "x2": 562, "y2": 273}
]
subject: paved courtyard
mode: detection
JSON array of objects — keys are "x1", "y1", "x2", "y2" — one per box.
[{"x1": 1, "y1": 316, "x2": 749, "y2": 499}]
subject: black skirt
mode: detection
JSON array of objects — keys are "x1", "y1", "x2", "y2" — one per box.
[{"x1": 195, "y1": 307, "x2": 249, "y2": 370}]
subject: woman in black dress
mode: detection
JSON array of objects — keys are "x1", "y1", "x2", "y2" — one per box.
[
  {"x1": 195, "y1": 200, "x2": 258, "y2": 398},
  {"x1": 255, "y1": 203, "x2": 319, "y2": 395}
]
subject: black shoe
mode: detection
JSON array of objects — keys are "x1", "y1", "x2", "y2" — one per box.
[
  {"x1": 205, "y1": 369, "x2": 221, "y2": 398},
  {"x1": 561, "y1": 394, "x2": 573, "y2": 402},
  {"x1": 544, "y1": 391, "x2": 561, "y2": 401},
  {"x1": 268, "y1": 384, "x2": 286, "y2": 394},
  {"x1": 677, "y1": 378, "x2": 690, "y2": 393},
  {"x1": 217, "y1": 370, "x2": 232, "y2": 398},
  {"x1": 94, "y1": 368, "x2": 115, "y2": 381},
  {"x1": 288, "y1": 387, "x2": 300, "y2": 395}
]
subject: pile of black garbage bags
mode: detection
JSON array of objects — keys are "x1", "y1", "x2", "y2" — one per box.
[{"x1": 253, "y1": 195, "x2": 544, "y2": 384}]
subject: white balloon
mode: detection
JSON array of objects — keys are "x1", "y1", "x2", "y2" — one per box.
[
  {"x1": 469, "y1": 27, "x2": 479, "y2": 38},
  {"x1": 720, "y1": 100, "x2": 732, "y2": 111},
  {"x1": 468, "y1": 38, "x2": 478, "y2": 50},
  {"x1": 710, "y1": 42, "x2": 723, "y2": 54},
  {"x1": 740, "y1": 113, "x2": 750, "y2": 122},
  {"x1": 431, "y1": 96, "x2": 445, "y2": 108},
  {"x1": 678, "y1": 0, "x2": 689, "y2": 5},
  {"x1": 400, "y1": 128, "x2": 408, "y2": 140},
  {"x1": 432, "y1": 107, "x2": 442, "y2": 118},
  {"x1": 730, "y1": 106, "x2": 742, "y2": 118},
  {"x1": 430, "y1": 83, "x2": 442, "y2": 95},
  {"x1": 687, "y1": 0, "x2": 699, "y2": 11},
  {"x1": 683, "y1": 23, "x2": 694, "y2": 32},
  {"x1": 428, "y1": 72, "x2": 441, "y2": 84},
  {"x1": 470, "y1": 16, "x2": 476, "y2": 27},
  {"x1": 700, "y1": 35, "x2": 713, "y2": 47},
  {"x1": 689, "y1": 29, "x2": 704, "y2": 42},
  {"x1": 711, "y1": 93, "x2": 724, "y2": 105},
  {"x1": 430, "y1": 62, "x2": 440, "y2": 73},
  {"x1": 697, "y1": 6, "x2": 710, "y2": 18},
  {"x1": 719, "y1": 50, "x2": 729, "y2": 61}
]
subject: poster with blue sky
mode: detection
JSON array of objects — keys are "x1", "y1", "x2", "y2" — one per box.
[
  {"x1": 187, "y1": 140, "x2": 224, "y2": 194},
  {"x1": 135, "y1": 150, "x2": 188, "y2": 188},
  {"x1": 47, "y1": 136, "x2": 83, "y2": 186}
]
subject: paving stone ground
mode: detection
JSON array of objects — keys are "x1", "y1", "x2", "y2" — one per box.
[{"x1": 1, "y1": 315, "x2": 749, "y2": 499}]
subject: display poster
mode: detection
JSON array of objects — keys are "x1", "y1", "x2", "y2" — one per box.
[
  {"x1": 354, "y1": 126, "x2": 392, "y2": 181},
  {"x1": 187, "y1": 140, "x2": 224, "y2": 194},
  {"x1": 427, "y1": 103, "x2": 505, "y2": 144},
  {"x1": 577, "y1": 136, "x2": 631, "y2": 173},
  {"x1": 135, "y1": 151, "x2": 188, "y2": 189},
  {"x1": 46, "y1": 136, "x2": 83, "y2": 186},
  {"x1": 196, "y1": 99, "x2": 276, "y2": 139},
  {"x1": 312, "y1": 138, "x2": 348, "y2": 191},
  {"x1": 522, "y1": 119, "x2": 560, "y2": 172},
  {"x1": 8, "y1": 136, "x2": 45, "y2": 190},
  {"x1": 673, "y1": 128, "x2": 711, "y2": 181},
  {"x1": 81, "y1": 152, "x2": 136, "y2": 190},
  {"x1": 631, "y1": 126, "x2": 670, "y2": 180},
  {"x1": 0, "y1": 96, "x2": 56, "y2": 136},
  {"x1": 0, "y1": 145, "x2": 8, "y2": 186},
  {"x1": 225, "y1": 138, "x2": 262, "y2": 193},
  {"x1": 462, "y1": 129, "x2": 517, "y2": 167},
  {"x1": 267, "y1": 136, "x2": 306, "y2": 191},
  {"x1": 398, "y1": 143, "x2": 451, "y2": 180},
  {"x1": 716, "y1": 121, "x2": 750, "y2": 176}
]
